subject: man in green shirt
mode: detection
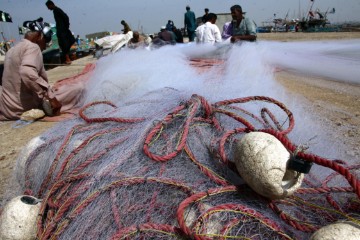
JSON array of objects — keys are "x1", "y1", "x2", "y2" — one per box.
[{"x1": 184, "y1": 5, "x2": 197, "y2": 42}]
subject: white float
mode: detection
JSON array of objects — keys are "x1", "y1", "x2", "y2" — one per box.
[
  {"x1": 233, "y1": 132, "x2": 304, "y2": 199},
  {"x1": 310, "y1": 222, "x2": 360, "y2": 240},
  {"x1": 0, "y1": 195, "x2": 41, "y2": 240}
]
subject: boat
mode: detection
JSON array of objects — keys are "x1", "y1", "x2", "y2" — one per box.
[{"x1": 298, "y1": 1, "x2": 335, "y2": 31}]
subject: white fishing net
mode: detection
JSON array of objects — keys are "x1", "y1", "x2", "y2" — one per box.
[{"x1": 3, "y1": 41, "x2": 360, "y2": 239}]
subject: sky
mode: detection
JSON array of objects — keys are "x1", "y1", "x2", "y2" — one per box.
[{"x1": 1, "y1": 0, "x2": 360, "y2": 41}]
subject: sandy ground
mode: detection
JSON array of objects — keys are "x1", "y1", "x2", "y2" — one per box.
[{"x1": 1, "y1": 32, "x2": 360, "y2": 205}]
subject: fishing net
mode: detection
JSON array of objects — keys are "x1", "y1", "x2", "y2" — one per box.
[
  {"x1": 2, "y1": 41, "x2": 359, "y2": 239},
  {"x1": 12, "y1": 83, "x2": 360, "y2": 239}
]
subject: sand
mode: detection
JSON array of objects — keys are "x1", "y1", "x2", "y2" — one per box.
[{"x1": 1, "y1": 32, "x2": 359, "y2": 205}]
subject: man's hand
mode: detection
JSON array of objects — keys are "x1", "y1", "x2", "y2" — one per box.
[
  {"x1": 49, "y1": 97, "x2": 62, "y2": 116},
  {"x1": 43, "y1": 94, "x2": 62, "y2": 116}
]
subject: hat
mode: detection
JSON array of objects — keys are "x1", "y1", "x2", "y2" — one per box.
[
  {"x1": 161, "y1": 26, "x2": 166, "y2": 30},
  {"x1": 23, "y1": 18, "x2": 53, "y2": 43}
]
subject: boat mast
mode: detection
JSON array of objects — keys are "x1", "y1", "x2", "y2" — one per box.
[{"x1": 305, "y1": 0, "x2": 315, "y2": 21}]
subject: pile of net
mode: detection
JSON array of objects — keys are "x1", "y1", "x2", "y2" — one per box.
[{"x1": 14, "y1": 87, "x2": 360, "y2": 239}]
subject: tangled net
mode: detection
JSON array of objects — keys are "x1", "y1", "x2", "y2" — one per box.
[{"x1": 16, "y1": 88, "x2": 359, "y2": 239}]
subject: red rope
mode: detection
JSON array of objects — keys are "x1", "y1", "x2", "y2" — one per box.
[
  {"x1": 111, "y1": 223, "x2": 184, "y2": 239},
  {"x1": 194, "y1": 203, "x2": 291, "y2": 240},
  {"x1": 28, "y1": 94, "x2": 360, "y2": 239},
  {"x1": 177, "y1": 186, "x2": 237, "y2": 237},
  {"x1": 79, "y1": 101, "x2": 145, "y2": 123}
]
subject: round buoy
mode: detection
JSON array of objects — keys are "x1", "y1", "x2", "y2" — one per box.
[
  {"x1": 310, "y1": 222, "x2": 360, "y2": 240},
  {"x1": 0, "y1": 195, "x2": 41, "y2": 240},
  {"x1": 233, "y1": 132, "x2": 304, "y2": 199}
]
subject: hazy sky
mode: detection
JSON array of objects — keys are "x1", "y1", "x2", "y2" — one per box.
[{"x1": 1, "y1": 0, "x2": 360, "y2": 40}]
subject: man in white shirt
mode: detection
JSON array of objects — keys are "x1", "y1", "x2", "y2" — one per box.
[{"x1": 196, "y1": 13, "x2": 222, "y2": 44}]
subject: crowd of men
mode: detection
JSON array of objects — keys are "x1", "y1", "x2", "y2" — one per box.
[{"x1": 151, "y1": 4, "x2": 256, "y2": 47}]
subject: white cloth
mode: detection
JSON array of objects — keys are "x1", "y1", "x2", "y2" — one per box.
[
  {"x1": 95, "y1": 31, "x2": 133, "y2": 50},
  {"x1": 195, "y1": 22, "x2": 222, "y2": 44}
]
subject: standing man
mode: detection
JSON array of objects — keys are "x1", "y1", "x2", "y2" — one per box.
[
  {"x1": 0, "y1": 20, "x2": 61, "y2": 120},
  {"x1": 184, "y1": 5, "x2": 197, "y2": 42},
  {"x1": 226, "y1": 5, "x2": 257, "y2": 43},
  {"x1": 45, "y1": 0, "x2": 75, "y2": 64},
  {"x1": 202, "y1": 8, "x2": 209, "y2": 23},
  {"x1": 196, "y1": 13, "x2": 222, "y2": 44}
]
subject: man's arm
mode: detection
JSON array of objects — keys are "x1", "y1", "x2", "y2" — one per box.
[
  {"x1": 231, "y1": 34, "x2": 256, "y2": 42},
  {"x1": 231, "y1": 18, "x2": 257, "y2": 42},
  {"x1": 184, "y1": 13, "x2": 187, "y2": 30},
  {"x1": 19, "y1": 45, "x2": 50, "y2": 99},
  {"x1": 214, "y1": 25, "x2": 222, "y2": 43}
]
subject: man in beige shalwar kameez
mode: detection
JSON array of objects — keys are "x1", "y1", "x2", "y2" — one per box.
[{"x1": 0, "y1": 20, "x2": 61, "y2": 120}]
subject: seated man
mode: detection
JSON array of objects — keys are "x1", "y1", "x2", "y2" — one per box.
[
  {"x1": 127, "y1": 31, "x2": 149, "y2": 49},
  {"x1": 0, "y1": 19, "x2": 61, "y2": 120},
  {"x1": 152, "y1": 26, "x2": 176, "y2": 47},
  {"x1": 223, "y1": 5, "x2": 257, "y2": 43}
]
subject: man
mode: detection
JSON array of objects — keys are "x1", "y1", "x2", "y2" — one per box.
[
  {"x1": 222, "y1": 5, "x2": 257, "y2": 42},
  {"x1": 0, "y1": 20, "x2": 61, "y2": 120},
  {"x1": 46, "y1": 0, "x2": 75, "y2": 64},
  {"x1": 127, "y1": 31, "x2": 147, "y2": 49},
  {"x1": 172, "y1": 26, "x2": 183, "y2": 43},
  {"x1": 158, "y1": 26, "x2": 176, "y2": 43},
  {"x1": 202, "y1": 8, "x2": 209, "y2": 23},
  {"x1": 166, "y1": 20, "x2": 174, "y2": 31},
  {"x1": 196, "y1": 13, "x2": 222, "y2": 44},
  {"x1": 184, "y1": 5, "x2": 197, "y2": 42},
  {"x1": 121, "y1": 20, "x2": 131, "y2": 34},
  {"x1": 221, "y1": 21, "x2": 233, "y2": 40}
]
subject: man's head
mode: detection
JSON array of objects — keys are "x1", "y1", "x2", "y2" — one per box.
[
  {"x1": 230, "y1": 5, "x2": 243, "y2": 20},
  {"x1": 160, "y1": 26, "x2": 166, "y2": 31},
  {"x1": 207, "y1": 13, "x2": 217, "y2": 24},
  {"x1": 133, "y1": 31, "x2": 140, "y2": 41},
  {"x1": 205, "y1": 8, "x2": 209, "y2": 14},
  {"x1": 186, "y1": 5, "x2": 190, "y2": 11},
  {"x1": 24, "y1": 30, "x2": 47, "y2": 51},
  {"x1": 45, "y1": 0, "x2": 55, "y2": 10},
  {"x1": 23, "y1": 19, "x2": 53, "y2": 50},
  {"x1": 121, "y1": 20, "x2": 125, "y2": 25}
]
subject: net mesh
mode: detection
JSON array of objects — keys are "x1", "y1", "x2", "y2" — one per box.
[{"x1": 10, "y1": 86, "x2": 359, "y2": 239}]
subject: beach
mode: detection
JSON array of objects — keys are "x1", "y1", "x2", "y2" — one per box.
[{"x1": 1, "y1": 31, "x2": 360, "y2": 204}]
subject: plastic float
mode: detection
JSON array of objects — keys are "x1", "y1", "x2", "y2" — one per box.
[
  {"x1": 310, "y1": 222, "x2": 360, "y2": 240},
  {"x1": 234, "y1": 132, "x2": 304, "y2": 199},
  {"x1": 0, "y1": 195, "x2": 41, "y2": 240}
]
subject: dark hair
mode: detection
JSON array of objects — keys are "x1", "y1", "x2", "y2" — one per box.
[
  {"x1": 46, "y1": 0, "x2": 54, "y2": 6},
  {"x1": 207, "y1": 13, "x2": 217, "y2": 21},
  {"x1": 205, "y1": 8, "x2": 209, "y2": 12},
  {"x1": 230, "y1": 5, "x2": 242, "y2": 12},
  {"x1": 186, "y1": 6, "x2": 190, "y2": 10}
]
